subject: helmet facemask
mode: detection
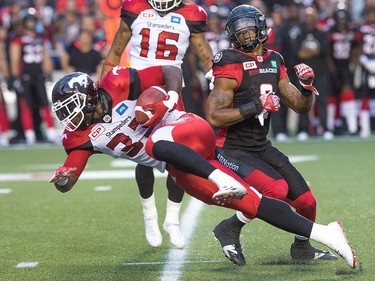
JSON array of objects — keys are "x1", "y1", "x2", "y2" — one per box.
[
  {"x1": 52, "y1": 91, "x2": 88, "y2": 132},
  {"x1": 148, "y1": 0, "x2": 181, "y2": 12}
]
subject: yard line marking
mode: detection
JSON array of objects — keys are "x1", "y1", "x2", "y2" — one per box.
[
  {"x1": 15, "y1": 262, "x2": 39, "y2": 268},
  {"x1": 111, "y1": 159, "x2": 137, "y2": 168},
  {"x1": 0, "y1": 169, "x2": 167, "y2": 182},
  {"x1": 289, "y1": 155, "x2": 318, "y2": 163},
  {"x1": 0, "y1": 188, "x2": 12, "y2": 194},
  {"x1": 94, "y1": 186, "x2": 112, "y2": 191},
  {"x1": 123, "y1": 260, "x2": 222, "y2": 266},
  {"x1": 160, "y1": 197, "x2": 205, "y2": 281}
]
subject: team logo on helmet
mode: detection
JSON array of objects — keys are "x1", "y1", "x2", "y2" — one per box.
[{"x1": 68, "y1": 74, "x2": 89, "y2": 88}]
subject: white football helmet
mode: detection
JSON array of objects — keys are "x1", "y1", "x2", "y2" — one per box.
[
  {"x1": 148, "y1": 0, "x2": 182, "y2": 12},
  {"x1": 51, "y1": 72, "x2": 97, "y2": 132}
]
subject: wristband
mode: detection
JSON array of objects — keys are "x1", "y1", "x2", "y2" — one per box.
[
  {"x1": 239, "y1": 99, "x2": 263, "y2": 119},
  {"x1": 103, "y1": 60, "x2": 116, "y2": 67}
]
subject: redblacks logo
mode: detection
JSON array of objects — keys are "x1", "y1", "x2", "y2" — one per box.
[
  {"x1": 89, "y1": 124, "x2": 106, "y2": 140},
  {"x1": 140, "y1": 11, "x2": 157, "y2": 19},
  {"x1": 243, "y1": 61, "x2": 257, "y2": 70}
]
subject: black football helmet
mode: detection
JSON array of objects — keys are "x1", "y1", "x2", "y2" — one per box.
[
  {"x1": 225, "y1": 5, "x2": 268, "y2": 52},
  {"x1": 51, "y1": 72, "x2": 98, "y2": 132},
  {"x1": 334, "y1": 9, "x2": 350, "y2": 31},
  {"x1": 148, "y1": 0, "x2": 181, "y2": 12}
]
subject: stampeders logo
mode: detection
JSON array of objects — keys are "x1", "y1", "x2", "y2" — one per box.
[{"x1": 89, "y1": 124, "x2": 106, "y2": 141}]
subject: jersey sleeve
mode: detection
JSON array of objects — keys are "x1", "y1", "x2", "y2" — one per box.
[
  {"x1": 121, "y1": 0, "x2": 150, "y2": 27},
  {"x1": 137, "y1": 65, "x2": 165, "y2": 92},
  {"x1": 176, "y1": 3, "x2": 207, "y2": 33},
  {"x1": 272, "y1": 51, "x2": 288, "y2": 80},
  {"x1": 62, "y1": 149, "x2": 92, "y2": 178},
  {"x1": 212, "y1": 50, "x2": 243, "y2": 86}
]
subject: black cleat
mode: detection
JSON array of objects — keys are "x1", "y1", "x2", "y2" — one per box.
[
  {"x1": 290, "y1": 239, "x2": 337, "y2": 260},
  {"x1": 213, "y1": 220, "x2": 246, "y2": 266}
]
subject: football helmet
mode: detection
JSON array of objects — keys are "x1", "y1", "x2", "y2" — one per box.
[
  {"x1": 51, "y1": 72, "x2": 98, "y2": 132},
  {"x1": 334, "y1": 9, "x2": 350, "y2": 31},
  {"x1": 225, "y1": 5, "x2": 268, "y2": 52},
  {"x1": 148, "y1": 0, "x2": 181, "y2": 12}
]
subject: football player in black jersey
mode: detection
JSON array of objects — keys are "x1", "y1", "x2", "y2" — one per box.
[{"x1": 206, "y1": 5, "x2": 337, "y2": 266}]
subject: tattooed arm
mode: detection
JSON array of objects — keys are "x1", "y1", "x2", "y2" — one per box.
[
  {"x1": 190, "y1": 32, "x2": 213, "y2": 73},
  {"x1": 278, "y1": 76, "x2": 313, "y2": 114},
  {"x1": 100, "y1": 21, "x2": 132, "y2": 79},
  {"x1": 206, "y1": 77, "x2": 246, "y2": 127}
]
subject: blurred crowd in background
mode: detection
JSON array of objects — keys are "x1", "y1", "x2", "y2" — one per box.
[{"x1": 0, "y1": 0, "x2": 374, "y2": 147}]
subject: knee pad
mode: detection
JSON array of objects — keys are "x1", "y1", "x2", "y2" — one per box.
[
  {"x1": 261, "y1": 179, "x2": 288, "y2": 201},
  {"x1": 290, "y1": 190, "x2": 317, "y2": 222}
]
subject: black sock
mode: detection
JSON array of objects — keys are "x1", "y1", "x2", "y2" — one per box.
[
  {"x1": 166, "y1": 173, "x2": 184, "y2": 203},
  {"x1": 256, "y1": 197, "x2": 313, "y2": 238},
  {"x1": 152, "y1": 140, "x2": 216, "y2": 178},
  {"x1": 135, "y1": 164, "x2": 154, "y2": 199}
]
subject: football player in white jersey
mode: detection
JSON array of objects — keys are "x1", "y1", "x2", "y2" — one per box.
[
  {"x1": 49, "y1": 67, "x2": 356, "y2": 270},
  {"x1": 100, "y1": 0, "x2": 213, "y2": 249}
]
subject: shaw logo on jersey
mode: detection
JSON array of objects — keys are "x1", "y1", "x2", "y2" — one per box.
[
  {"x1": 140, "y1": 11, "x2": 157, "y2": 20},
  {"x1": 243, "y1": 61, "x2": 257, "y2": 70},
  {"x1": 171, "y1": 16, "x2": 181, "y2": 24},
  {"x1": 116, "y1": 103, "x2": 128, "y2": 116},
  {"x1": 89, "y1": 124, "x2": 106, "y2": 141}
]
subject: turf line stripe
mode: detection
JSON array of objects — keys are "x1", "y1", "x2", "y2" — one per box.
[
  {"x1": 160, "y1": 197, "x2": 204, "y2": 281},
  {"x1": 123, "y1": 260, "x2": 221, "y2": 266}
]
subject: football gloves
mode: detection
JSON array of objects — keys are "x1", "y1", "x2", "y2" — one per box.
[
  {"x1": 142, "y1": 90, "x2": 179, "y2": 127},
  {"x1": 294, "y1": 63, "x2": 319, "y2": 95},
  {"x1": 50, "y1": 166, "x2": 77, "y2": 186},
  {"x1": 260, "y1": 92, "x2": 280, "y2": 112}
]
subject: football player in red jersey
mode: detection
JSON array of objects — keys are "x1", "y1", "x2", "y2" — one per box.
[
  {"x1": 49, "y1": 66, "x2": 356, "y2": 269},
  {"x1": 100, "y1": 0, "x2": 213, "y2": 249},
  {"x1": 206, "y1": 5, "x2": 338, "y2": 265}
]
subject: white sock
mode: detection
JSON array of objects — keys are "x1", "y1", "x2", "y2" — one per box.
[
  {"x1": 164, "y1": 199, "x2": 181, "y2": 225},
  {"x1": 327, "y1": 103, "x2": 336, "y2": 131},
  {"x1": 236, "y1": 211, "x2": 252, "y2": 224},
  {"x1": 208, "y1": 169, "x2": 237, "y2": 189},
  {"x1": 359, "y1": 110, "x2": 370, "y2": 138},
  {"x1": 25, "y1": 129, "x2": 36, "y2": 145},
  {"x1": 309, "y1": 223, "x2": 331, "y2": 247},
  {"x1": 341, "y1": 100, "x2": 358, "y2": 133},
  {"x1": 140, "y1": 194, "x2": 158, "y2": 219}
]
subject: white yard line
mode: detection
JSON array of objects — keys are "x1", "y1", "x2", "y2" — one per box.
[{"x1": 160, "y1": 197, "x2": 205, "y2": 281}]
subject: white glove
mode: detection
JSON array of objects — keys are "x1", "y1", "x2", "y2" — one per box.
[{"x1": 205, "y1": 69, "x2": 215, "y2": 90}]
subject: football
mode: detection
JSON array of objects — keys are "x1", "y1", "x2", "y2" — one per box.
[{"x1": 135, "y1": 86, "x2": 167, "y2": 124}]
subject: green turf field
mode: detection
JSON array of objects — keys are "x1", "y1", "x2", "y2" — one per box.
[{"x1": 0, "y1": 136, "x2": 374, "y2": 281}]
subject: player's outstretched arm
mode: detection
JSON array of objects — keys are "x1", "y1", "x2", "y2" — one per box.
[{"x1": 100, "y1": 21, "x2": 132, "y2": 80}]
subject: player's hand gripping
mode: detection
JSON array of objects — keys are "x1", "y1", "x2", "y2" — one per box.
[
  {"x1": 50, "y1": 166, "x2": 77, "y2": 186},
  {"x1": 142, "y1": 91, "x2": 179, "y2": 127},
  {"x1": 260, "y1": 92, "x2": 280, "y2": 112},
  {"x1": 294, "y1": 63, "x2": 319, "y2": 95}
]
